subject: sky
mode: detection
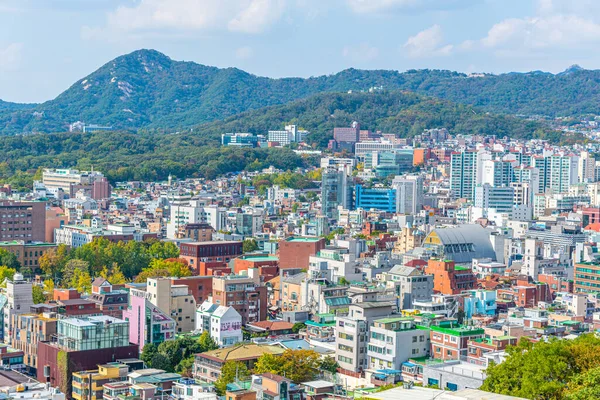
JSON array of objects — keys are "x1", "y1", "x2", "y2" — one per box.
[{"x1": 1, "y1": 0, "x2": 600, "y2": 103}]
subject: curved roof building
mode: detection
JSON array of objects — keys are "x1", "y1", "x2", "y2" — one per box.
[{"x1": 423, "y1": 224, "x2": 496, "y2": 263}]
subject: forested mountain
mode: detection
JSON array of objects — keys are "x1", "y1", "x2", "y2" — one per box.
[
  {"x1": 0, "y1": 49, "x2": 599, "y2": 135},
  {"x1": 0, "y1": 90, "x2": 560, "y2": 189}
]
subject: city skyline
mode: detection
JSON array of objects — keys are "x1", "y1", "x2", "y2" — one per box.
[{"x1": 2, "y1": 0, "x2": 600, "y2": 103}]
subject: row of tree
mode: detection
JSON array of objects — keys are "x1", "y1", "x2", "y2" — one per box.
[{"x1": 482, "y1": 334, "x2": 600, "y2": 399}]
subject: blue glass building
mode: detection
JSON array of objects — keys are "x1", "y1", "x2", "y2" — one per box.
[{"x1": 355, "y1": 185, "x2": 396, "y2": 213}]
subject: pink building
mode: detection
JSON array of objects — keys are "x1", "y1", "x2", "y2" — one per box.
[{"x1": 122, "y1": 291, "x2": 176, "y2": 350}]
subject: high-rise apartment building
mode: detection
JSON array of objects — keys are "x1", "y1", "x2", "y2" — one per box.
[
  {"x1": 450, "y1": 150, "x2": 478, "y2": 200},
  {"x1": 392, "y1": 175, "x2": 424, "y2": 215},
  {"x1": 481, "y1": 159, "x2": 514, "y2": 187}
]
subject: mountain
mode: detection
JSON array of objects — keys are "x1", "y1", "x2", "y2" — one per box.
[
  {"x1": 1, "y1": 49, "x2": 600, "y2": 135},
  {"x1": 0, "y1": 90, "x2": 563, "y2": 189}
]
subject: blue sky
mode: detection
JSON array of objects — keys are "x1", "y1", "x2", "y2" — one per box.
[{"x1": 1, "y1": 0, "x2": 599, "y2": 103}]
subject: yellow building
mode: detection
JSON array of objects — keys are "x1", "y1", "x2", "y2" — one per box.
[
  {"x1": 72, "y1": 363, "x2": 129, "y2": 400},
  {"x1": 394, "y1": 223, "x2": 424, "y2": 255}
]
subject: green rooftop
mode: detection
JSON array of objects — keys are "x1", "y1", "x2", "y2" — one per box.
[
  {"x1": 430, "y1": 325, "x2": 485, "y2": 336},
  {"x1": 455, "y1": 265, "x2": 471, "y2": 271},
  {"x1": 239, "y1": 255, "x2": 279, "y2": 262},
  {"x1": 375, "y1": 317, "x2": 415, "y2": 324},
  {"x1": 286, "y1": 237, "x2": 321, "y2": 242}
]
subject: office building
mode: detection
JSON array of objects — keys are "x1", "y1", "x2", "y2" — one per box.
[
  {"x1": 474, "y1": 184, "x2": 515, "y2": 213},
  {"x1": 268, "y1": 125, "x2": 305, "y2": 146},
  {"x1": 123, "y1": 289, "x2": 176, "y2": 350},
  {"x1": 333, "y1": 121, "x2": 360, "y2": 144},
  {"x1": 393, "y1": 175, "x2": 424, "y2": 215},
  {"x1": 278, "y1": 237, "x2": 326, "y2": 270},
  {"x1": 42, "y1": 168, "x2": 108, "y2": 198},
  {"x1": 37, "y1": 316, "x2": 138, "y2": 398},
  {"x1": 0, "y1": 201, "x2": 46, "y2": 242},
  {"x1": 179, "y1": 241, "x2": 243, "y2": 273},
  {"x1": 321, "y1": 167, "x2": 353, "y2": 219},
  {"x1": 221, "y1": 133, "x2": 264, "y2": 148},
  {"x1": 354, "y1": 185, "x2": 396, "y2": 213},
  {"x1": 11, "y1": 311, "x2": 58, "y2": 375},
  {"x1": 167, "y1": 202, "x2": 227, "y2": 239}
]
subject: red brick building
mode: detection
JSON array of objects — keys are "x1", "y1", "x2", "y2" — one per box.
[
  {"x1": 425, "y1": 259, "x2": 477, "y2": 295},
  {"x1": 170, "y1": 275, "x2": 213, "y2": 305},
  {"x1": 430, "y1": 323, "x2": 485, "y2": 361},
  {"x1": 212, "y1": 275, "x2": 268, "y2": 324},
  {"x1": 278, "y1": 237, "x2": 326, "y2": 270},
  {"x1": 538, "y1": 274, "x2": 574, "y2": 296},
  {"x1": 179, "y1": 241, "x2": 243, "y2": 274}
]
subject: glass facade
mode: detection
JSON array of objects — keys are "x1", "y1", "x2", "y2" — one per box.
[{"x1": 57, "y1": 316, "x2": 129, "y2": 351}]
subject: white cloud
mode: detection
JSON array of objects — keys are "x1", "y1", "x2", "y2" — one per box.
[
  {"x1": 403, "y1": 25, "x2": 453, "y2": 58},
  {"x1": 455, "y1": 0, "x2": 600, "y2": 57},
  {"x1": 342, "y1": 43, "x2": 379, "y2": 62},
  {"x1": 235, "y1": 46, "x2": 254, "y2": 60},
  {"x1": 0, "y1": 43, "x2": 23, "y2": 71},
  {"x1": 85, "y1": 0, "x2": 287, "y2": 39},
  {"x1": 347, "y1": 0, "x2": 474, "y2": 14},
  {"x1": 479, "y1": 14, "x2": 600, "y2": 51}
]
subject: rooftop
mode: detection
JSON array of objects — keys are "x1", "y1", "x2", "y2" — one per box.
[{"x1": 285, "y1": 237, "x2": 321, "y2": 243}]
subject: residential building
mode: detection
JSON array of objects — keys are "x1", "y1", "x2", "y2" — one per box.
[
  {"x1": 211, "y1": 275, "x2": 267, "y2": 324},
  {"x1": 11, "y1": 311, "x2": 58, "y2": 375},
  {"x1": 196, "y1": 301, "x2": 243, "y2": 347},
  {"x1": 429, "y1": 323, "x2": 485, "y2": 360},
  {"x1": 335, "y1": 302, "x2": 394, "y2": 374},
  {"x1": 367, "y1": 317, "x2": 430, "y2": 371},
  {"x1": 193, "y1": 344, "x2": 284, "y2": 383},
  {"x1": 72, "y1": 363, "x2": 129, "y2": 400},
  {"x1": 3, "y1": 273, "x2": 33, "y2": 344},
  {"x1": 146, "y1": 278, "x2": 197, "y2": 334},
  {"x1": 450, "y1": 151, "x2": 478, "y2": 200},
  {"x1": 424, "y1": 259, "x2": 477, "y2": 295},
  {"x1": 383, "y1": 265, "x2": 433, "y2": 310}
]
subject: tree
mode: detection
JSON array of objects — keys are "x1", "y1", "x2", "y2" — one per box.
[
  {"x1": 134, "y1": 258, "x2": 192, "y2": 283},
  {"x1": 198, "y1": 331, "x2": 219, "y2": 352},
  {"x1": 39, "y1": 245, "x2": 70, "y2": 277},
  {"x1": 215, "y1": 361, "x2": 250, "y2": 396},
  {"x1": 149, "y1": 353, "x2": 172, "y2": 371},
  {"x1": 158, "y1": 340, "x2": 183, "y2": 372},
  {"x1": 32, "y1": 285, "x2": 46, "y2": 304},
  {"x1": 141, "y1": 343, "x2": 158, "y2": 367},
  {"x1": 482, "y1": 337, "x2": 577, "y2": 399},
  {"x1": 175, "y1": 356, "x2": 195, "y2": 377},
  {"x1": 0, "y1": 266, "x2": 17, "y2": 286},
  {"x1": 292, "y1": 203, "x2": 299, "y2": 213},
  {"x1": 565, "y1": 367, "x2": 600, "y2": 400},
  {"x1": 43, "y1": 279, "x2": 55, "y2": 299},
  {"x1": 242, "y1": 239, "x2": 259, "y2": 254},
  {"x1": 70, "y1": 269, "x2": 92, "y2": 293},
  {"x1": 148, "y1": 241, "x2": 180, "y2": 260},
  {"x1": 319, "y1": 356, "x2": 339, "y2": 374},
  {"x1": 291, "y1": 322, "x2": 306, "y2": 334},
  {"x1": 100, "y1": 263, "x2": 127, "y2": 284},
  {"x1": 0, "y1": 249, "x2": 20, "y2": 270},
  {"x1": 62, "y1": 259, "x2": 89, "y2": 288},
  {"x1": 254, "y1": 349, "x2": 321, "y2": 383}
]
